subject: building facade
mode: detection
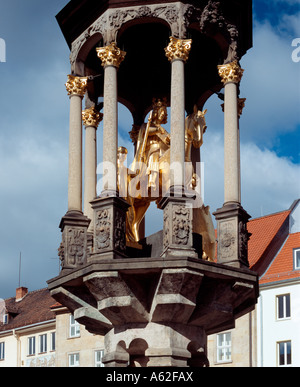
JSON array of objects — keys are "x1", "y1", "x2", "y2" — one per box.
[
  {"x1": 208, "y1": 200, "x2": 300, "y2": 367},
  {"x1": 53, "y1": 303, "x2": 105, "y2": 367},
  {"x1": 0, "y1": 288, "x2": 105, "y2": 367},
  {"x1": 0, "y1": 288, "x2": 56, "y2": 367}
]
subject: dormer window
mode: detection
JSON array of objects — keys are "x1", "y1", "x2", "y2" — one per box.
[
  {"x1": 2, "y1": 314, "x2": 8, "y2": 325},
  {"x1": 294, "y1": 248, "x2": 300, "y2": 270}
]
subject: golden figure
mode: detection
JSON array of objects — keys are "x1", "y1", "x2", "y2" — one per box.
[
  {"x1": 119, "y1": 99, "x2": 215, "y2": 261},
  {"x1": 131, "y1": 98, "x2": 170, "y2": 192}
]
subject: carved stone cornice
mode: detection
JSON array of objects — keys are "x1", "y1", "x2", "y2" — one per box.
[
  {"x1": 96, "y1": 42, "x2": 126, "y2": 69},
  {"x1": 65, "y1": 75, "x2": 88, "y2": 97},
  {"x1": 165, "y1": 37, "x2": 192, "y2": 63},
  {"x1": 218, "y1": 60, "x2": 244, "y2": 85},
  {"x1": 82, "y1": 107, "x2": 103, "y2": 128}
]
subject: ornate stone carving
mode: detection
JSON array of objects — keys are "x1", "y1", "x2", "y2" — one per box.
[
  {"x1": 163, "y1": 210, "x2": 170, "y2": 251},
  {"x1": 172, "y1": 205, "x2": 191, "y2": 246},
  {"x1": 96, "y1": 42, "x2": 126, "y2": 69},
  {"x1": 165, "y1": 37, "x2": 192, "y2": 63},
  {"x1": 65, "y1": 75, "x2": 88, "y2": 97},
  {"x1": 200, "y1": 1, "x2": 226, "y2": 31},
  {"x1": 114, "y1": 209, "x2": 126, "y2": 252},
  {"x1": 218, "y1": 60, "x2": 244, "y2": 84},
  {"x1": 67, "y1": 228, "x2": 86, "y2": 266},
  {"x1": 239, "y1": 221, "x2": 251, "y2": 264},
  {"x1": 219, "y1": 221, "x2": 235, "y2": 259},
  {"x1": 238, "y1": 98, "x2": 246, "y2": 118},
  {"x1": 82, "y1": 106, "x2": 103, "y2": 128},
  {"x1": 95, "y1": 209, "x2": 111, "y2": 250},
  {"x1": 60, "y1": 227, "x2": 87, "y2": 268}
]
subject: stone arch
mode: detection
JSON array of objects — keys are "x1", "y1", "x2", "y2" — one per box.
[
  {"x1": 187, "y1": 341, "x2": 209, "y2": 367},
  {"x1": 127, "y1": 338, "x2": 149, "y2": 367},
  {"x1": 71, "y1": 32, "x2": 103, "y2": 75}
]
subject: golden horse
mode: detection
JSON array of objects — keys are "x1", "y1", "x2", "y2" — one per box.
[{"x1": 119, "y1": 106, "x2": 216, "y2": 261}]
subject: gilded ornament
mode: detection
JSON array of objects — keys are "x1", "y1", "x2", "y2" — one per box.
[
  {"x1": 65, "y1": 75, "x2": 88, "y2": 97},
  {"x1": 165, "y1": 37, "x2": 192, "y2": 63},
  {"x1": 96, "y1": 42, "x2": 126, "y2": 69},
  {"x1": 218, "y1": 60, "x2": 244, "y2": 84},
  {"x1": 82, "y1": 107, "x2": 103, "y2": 128}
]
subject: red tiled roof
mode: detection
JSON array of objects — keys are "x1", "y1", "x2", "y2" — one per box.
[
  {"x1": 260, "y1": 232, "x2": 300, "y2": 285},
  {"x1": 0, "y1": 288, "x2": 56, "y2": 332},
  {"x1": 247, "y1": 210, "x2": 290, "y2": 268}
]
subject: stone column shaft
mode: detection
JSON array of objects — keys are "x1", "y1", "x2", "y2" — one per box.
[
  {"x1": 65, "y1": 75, "x2": 88, "y2": 213},
  {"x1": 83, "y1": 107, "x2": 103, "y2": 231},
  {"x1": 218, "y1": 61, "x2": 244, "y2": 205},
  {"x1": 103, "y1": 65, "x2": 118, "y2": 194},
  {"x1": 96, "y1": 43, "x2": 126, "y2": 196},
  {"x1": 224, "y1": 81, "x2": 239, "y2": 204},
  {"x1": 165, "y1": 37, "x2": 192, "y2": 189}
]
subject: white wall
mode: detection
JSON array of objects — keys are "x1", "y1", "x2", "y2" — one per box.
[
  {"x1": 290, "y1": 201, "x2": 300, "y2": 234},
  {"x1": 257, "y1": 282, "x2": 300, "y2": 367}
]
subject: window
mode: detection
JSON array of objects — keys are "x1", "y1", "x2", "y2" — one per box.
[
  {"x1": 294, "y1": 248, "x2": 300, "y2": 270},
  {"x1": 278, "y1": 341, "x2": 292, "y2": 366},
  {"x1": 216, "y1": 332, "x2": 231, "y2": 363},
  {"x1": 2, "y1": 314, "x2": 8, "y2": 325},
  {"x1": 69, "y1": 353, "x2": 80, "y2": 367},
  {"x1": 39, "y1": 334, "x2": 47, "y2": 353},
  {"x1": 0, "y1": 342, "x2": 4, "y2": 360},
  {"x1": 95, "y1": 350, "x2": 104, "y2": 367},
  {"x1": 277, "y1": 294, "x2": 291, "y2": 320},
  {"x1": 28, "y1": 336, "x2": 36, "y2": 356},
  {"x1": 69, "y1": 315, "x2": 80, "y2": 338},
  {"x1": 50, "y1": 332, "x2": 56, "y2": 352}
]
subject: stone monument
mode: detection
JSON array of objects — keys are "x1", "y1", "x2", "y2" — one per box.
[{"x1": 48, "y1": 0, "x2": 258, "y2": 367}]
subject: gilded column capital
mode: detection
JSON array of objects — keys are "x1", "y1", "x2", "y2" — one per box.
[
  {"x1": 165, "y1": 37, "x2": 192, "y2": 63},
  {"x1": 65, "y1": 75, "x2": 88, "y2": 97},
  {"x1": 96, "y1": 42, "x2": 126, "y2": 69},
  {"x1": 218, "y1": 60, "x2": 244, "y2": 84},
  {"x1": 82, "y1": 107, "x2": 103, "y2": 128}
]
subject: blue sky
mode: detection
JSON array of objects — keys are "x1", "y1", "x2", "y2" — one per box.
[{"x1": 0, "y1": 0, "x2": 299, "y2": 299}]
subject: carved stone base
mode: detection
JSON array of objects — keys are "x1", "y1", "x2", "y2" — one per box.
[
  {"x1": 89, "y1": 196, "x2": 130, "y2": 260},
  {"x1": 159, "y1": 188, "x2": 198, "y2": 259},
  {"x1": 213, "y1": 203, "x2": 251, "y2": 268},
  {"x1": 58, "y1": 211, "x2": 91, "y2": 272},
  {"x1": 103, "y1": 322, "x2": 207, "y2": 367}
]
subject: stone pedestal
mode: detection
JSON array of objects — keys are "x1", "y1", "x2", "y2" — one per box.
[
  {"x1": 160, "y1": 189, "x2": 198, "y2": 259},
  {"x1": 48, "y1": 255, "x2": 258, "y2": 367},
  {"x1": 214, "y1": 203, "x2": 251, "y2": 268},
  {"x1": 89, "y1": 196, "x2": 130, "y2": 260}
]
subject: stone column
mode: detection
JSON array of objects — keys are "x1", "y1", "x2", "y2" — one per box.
[
  {"x1": 96, "y1": 42, "x2": 126, "y2": 197},
  {"x1": 165, "y1": 37, "x2": 192, "y2": 191},
  {"x1": 214, "y1": 62, "x2": 250, "y2": 269},
  {"x1": 65, "y1": 75, "x2": 88, "y2": 213},
  {"x1": 58, "y1": 76, "x2": 91, "y2": 273},
  {"x1": 89, "y1": 43, "x2": 129, "y2": 260},
  {"x1": 82, "y1": 107, "x2": 103, "y2": 231},
  {"x1": 217, "y1": 60, "x2": 244, "y2": 205}
]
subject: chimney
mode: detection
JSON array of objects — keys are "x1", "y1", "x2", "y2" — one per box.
[{"x1": 16, "y1": 287, "x2": 28, "y2": 302}]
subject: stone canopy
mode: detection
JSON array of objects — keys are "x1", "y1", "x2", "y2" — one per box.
[{"x1": 57, "y1": 0, "x2": 252, "y2": 124}]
